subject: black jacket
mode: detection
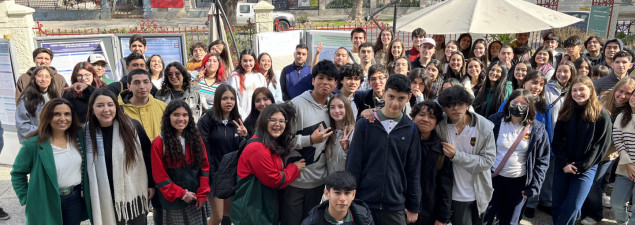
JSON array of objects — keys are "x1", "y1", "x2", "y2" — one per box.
[
  {"x1": 353, "y1": 90, "x2": 376, "y2": 119},
  {"x1": 197, "y1": 112, "x2": 245, "y2": 174},
  {"x1": 63, "y1": 85, "x2": 97, "y2": 123},
  {"x1": 301, "y1": 199, "x2": 374, "y2": 225},
  {"x1": 417, "y1": 131, "x2": 453, "y2": 225}
]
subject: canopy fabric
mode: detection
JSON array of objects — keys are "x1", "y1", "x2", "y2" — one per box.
[{"x1": 396, "y1": 0, "x2": 583, "y2": 34}]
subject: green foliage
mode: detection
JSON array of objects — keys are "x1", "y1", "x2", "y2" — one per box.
[
  {"x1": 297, "y1": 15, "x2": 309, "y2": 24},
  {"x1": 327, "y1": 0, "x2": 370, "y2": 9},
  {"x1": 617, "y1": 32, "x2": 635, "y2": 46},
  {"x1": 492, "y1": 34, "x2": 515, "y2": 45}
]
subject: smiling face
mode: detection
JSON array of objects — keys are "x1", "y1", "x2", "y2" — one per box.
[
  {"x1": 383, "y1": 88, "x2": 411, "y2": 116},
  {"x1": 129, "y1": 41, "x2": 147, "y2": 55},
  {"x1": 369, "y1": 72, "x2": 387, "y2": 95},
  {"x1": 459, "y1": 36, "x2": 471, "y2": 51},
  {"x1": 192, "y1": 47, "x2": 207, "y2": 62},
  {"x1": 241, "y1": 54, "x2": 255, "y2": 73},
  {"x1": 381, "y1": 30, "x2": 392, "y2": 46},
  {"x1": 34, "y1": 53, "x2": 52, "y2": 67},
  {"x1": 412, "y1": 35, "x2": 425, "y2": 49},
  {"x1": 329, "y1": 98, "x2": 347, "y2": 122},
  {"x1": 394, "y1": 58, "x2": 409, "y2": 74},
  {"x1": 467, "y1": 60, "x2": 482, "y2": 77},
  {"x1": 577, "y1": 61, "x2": 590, "y2": 77},
  {"x1": 391, "y1": 42, "x2": 404, "y2": 58},
  {"x1": 259, "y1": 54, "x2": 272, "y2": 72},
  {"x1": 92, "y1": 62, "x2": 106, "y2": 76},
  {"x1": 50, "y1": 104, "x2": 72, "y2": 135},
  {"x1": 76, "y1": 68, "x2": 94, "y2": 85},
  {"x1": 325, "y1": 188, "x2": 356, "y2": 216},
  {"x1": 170, "y1": 107, "x2": 189, "y2": 135},
  {"x1": 267, "y1": 112, "x2": 286, "y2": 138},
  {"x1": 445, "y1": 43, "x2": 457, "y2": 58},
  {"x1": 220, "y1": 90, "x2": 236, "y2": 114},
  {"x1": 586, "y1": 37, "x2": 602, "y2": 53},
  {"x1": 205, "y1": 55, "x2": 220, "y2": 76},
  {"x1": 449, "y1": 54, "x2": 463, "y2": 72},
  {"x1": 473, "y1": 43, "x2": 485, "y2": 58},
  {"x1": 35, "y1": 69, "x2": 52, "y2": 91},
  {"x1": 488, "y1": 64, "x2": 503, "y2": 83},
  {"x1": 523, "y1": 77, "x2": 545, "y2": 97},
  {"x1": 414, "y1": 105, "x2": 438, "y2": 134},
  {"x1": 420, "y1": 43, "x2": 435, "y2": 59},
  {"x1": 254, "y1": 92, "x2": 272, "y2": 112},
  {"x1": 614, "y1": 85, "x2": 635, "y2": 105},
  {"x1": 556, "y1": 65, "x2": 572, "y2": 86},
  {"x1": 426, "y1": 64, "x2": 439, "y2": 81},
  {"x1": 605, "y1": 42, "x2": 620, "y2": 60},
  {"x1": 432, "y1": 35, "x2": 445, "y2": 47},
  {"x1": 571, "y1": 82, "x2": 591, "y2": 105},
  {"x1": 92, "y1": 95, "x2": 117, "y2": 127},
  {"x1": 149, "y1": 56, "x2": 163, "y2": 74},
  {"x1": 211, "y1": 44, "x2": 225, "y2": 55},
  {"x1": 341, "y1": 76, "x2": 361, "y2": 95},
  {"x1": 166, "y1": 66, "x2": 184, "y2": 89},
  {"x1": 535, "y1": 50, "x2": 550, "y2": 66},
  {"x1": 543, "y1": 39, "x2": 558, "y2": 50},
  {"x1": 514, "y1": 63, "x2": 528, "y2": 82},
  {"x1": 312, "y1": 74, "x2": 337, "y2": 97},
  {"x1": 351, "y1": 32, "x2": 366, "y2": 50}
]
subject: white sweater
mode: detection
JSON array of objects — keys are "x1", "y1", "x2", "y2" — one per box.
[{"x1": 228, "y1": 71, "x2": 267, "y2": 120}]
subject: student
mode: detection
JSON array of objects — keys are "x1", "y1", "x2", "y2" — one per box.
[
  {"x1": 410, "y1": 101, "x2": 453, "y2": 225},
  {"x1": 258, "y1": 52, "x2": 283, "y2": 103},
  {"x1": 594, "y1": 51, "x2": 634, "y2": 94},
  {"x1": 118, "y1": 69, "x2": 167, "y2": 141},
  {"x1": 196, "y1": 53, "x2": 226, "y2": 108},
  {"x1": 354, "y1": 65, "x2": 388, "y2": 118},
  {"x1": 280, "y1": 44, "x2": 312, "y2": 101},
  {"x1": 426, "y1": 59, "x2": 445, "y2": 98},
  {"x1": 359, "y1": 42, "x2": 375, "y2": 80},
  {"x1": 551, "y1": 76, "x2": 612, "y2": 225},
  {"x1": 484, "y1": 89, "x2": 551, "y2": 225},
  {"x1": 517, "y1": 71, "x2": 553, "y2": 140},
  {"x1": 281, "y1": 60, "x2": 339, "y2": 225},
  {"x1": 393, "y1": 56, "x2": 410, "y2": 75},
  {"x1": 186, "y1": 42, "x2": 208, "y2": 71},
  {"x1": 488, "y1": 41, "x2": 503, "y2": 63},
  {"x1": 411, "y1": 38, "x2": 436, "y2": 69},
  {"x1": 600, "y1": 38, "x2": 624, "y2": 68},
  {"x1": 11, "y1": 99, "x2": 90, "y2": 225},
  {"x1": 409, "y1": 68, "x2": 433, "y2": 105},
  {"x1": 511, "y1": 32, "x2": 531, "y2": 51},
  {"x1": 513, "y1": 45, "x2": 532, "y2": 64},
  {"x1": 230, "y1": 104, "x2": 306, "y2": 225},
  {"x1": 510, "y1": 60, "x2": 532, "y2": 89},
  {"x1": 575, "y1": 57, "x2": 592, "y2": 78},
  {"x1": 407, "y1": 28, "x2": 426, "y2": 62},
  {"x1": 208, "y1": 40, "x2": 234, "y2": 76},
  {"x1": 151, "y1": 101, "x2": 211, "y2": 224},
  {"x1": 85, "y1": 88, "x2": 154, "y2": 225},
  {"x1": 107, "y1": 52, "x2": 159, "y2": 97},
  {"x1": 584, "y1": 36, "x2": 604, "y2": 66},
  {"x1": 15, "y1": 48, "x2": 67, "y2": 104},
  {"x1": 432, "y1": 34, "x2": 446, "y2": 61},
  {"x1": 16, "y1": 66, "x2": 59, "y2": 142},
  {"x1": 88, "y1": 54, "x2": 114, "y2": 85},
  {"x1": 441, "y1": 41, "x2": 459, "y2": 69},
  {"x1": 546, "y1": 61, "x2": 577, "y2": 133},
  {"x1": 346, "y1": 75, "x2": 421, "y2": 225},
  {"x1": 313, "y1": 45, "x2": 351, "y2": 70},
  {"x1": 243, "y1": 87, "x2": 275, "y2": 138},
  {"x1": 63, "y1": 62, "x2": 107, "y2": 123},
  {"x1": 197, "y1": 84, "x2": 247, "y2": 225},
  {"x1": 147, "y1": 55, "x2": 165, "y2": 89},
  {"x1": 325, "y1": 94, "x2": 356, "y2": 173},
  {"x1": 228, "y1": 49, "x2": 267, "y2": 120},
  {"x1": 610, "y1": 92, "x2": 635, "y2": 225},
  {"x1": 435, "y1": 86, "x2": 496, "y2": 225},
  {"x1": 337, "y1": 63, "x2": 363, "y2": 119},
  {"x1": 155, "y1": 62, "x2": 207, "y2": 122},
  {"x1": 116, "y1": 34, "x2": 148, "y2": 80},
  {"x1": 374, "y1": 28, "x2": 393, "y2": 67},
  {"x1": 498, "y1": 45, "x2": 515, "y2": 76},
  {"x1": 350, "y1": 28, "x2": 367, "y2": 64},
  {"x1": 470, "y1": 39, "x2": 489, "y2": 67},
  {"x1": 590, "y1": 65, "x2": 610, "y2": 81},
  {"x1": 557, "y1": 36, "x2": 584, "y2": 64},
  {"x1": 473, "y1": 61, "x2": 513, "y2": 118},
  {"x1": 301, "y1": 171, "x2": 374, "y2": 225},
  {"x1": 457, "y1": 33, "x2": 472, "y2": 58},
  {"x1": 466, "y1": 58, "x2": 486, "y2": 94},
  {"x1": 542, "y1": 32, "x2": 561, "y2": 68},
  {"x1": 444, "y1": 51, "x2": 471, "y2": 94}
]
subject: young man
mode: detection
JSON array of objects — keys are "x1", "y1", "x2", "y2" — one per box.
[
  {"x1": 600, "y1": 38, "x2": 624, "y2": 68},
  {"x1": 15, "y1": 48, "x2": 68, "y2": 104},
  {"x1": 594, "y1": 51, "x2": 634, "y2": 94},
  {"x1": 510, "y1": 32, "x2": 530, "y2": 51},
  {"x1": 350, "y1": 28, "x2": 367, "y2": 64},
  {"x1": 407, "y1": 28, "x2": 426, "y2": 62},
  {"x1": 107, "y1": 52, "x2": 157, "y2": 96},
  {"x1": 584, "y1": 36, "x2": 604, "y2": 66},
  {"x1": 358, "y1": 42, "x2": 375, "y2": 91},
  {"x1": 346, "y1": 74, "x2": 421, "y2": 225},
  {"x1": 542, "y1": 32, "x2": 561, "y2": 68},
  {"x1": 282, "y1": 60, "x2": 340, "y2": 225},
  {"x1": 338, "y1": 63, "x2": 364, "y2": 120},
  {"x1": 435, "y1": 86, "x2": 496, "y2": 225},
  {"x1": 301, "y1": 171, "x2": 374, "y2": 225},
  {"x1": 313, "y1": 45, "x2": 351, "y2": 70},
  {"x1": 498, "y1": 45, "x2": 515, "y2": 78},
  {"x1": 411, "y1": 38, "x2": 436, "y2": 69},
  {"x1": 354, "y1": 65, "x2": 388, "y2": 119},
  {"x1": 87, "y1": 54, "x2": 114, "y2": 84},
  {"x1": 118, "y1": 69, "x2": 166, "y2": 141},
  {"x1": 557, "y1": 36, "x2": 583, "y2": 63},
  {"x1": 115, "y1": 34, "x2": 148, "y2": 81},
  {"x1": 281, "y1": 44, "x2": 312, "y2": 101}
]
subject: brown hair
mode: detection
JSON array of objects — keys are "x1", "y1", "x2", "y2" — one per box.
[
  {"x1": 71, "y1": 61, "x2": 106, "y2": 88},
  {"x1": 326, "y1": 94, "x2": 355, "y2": 159},
  {"x1": 600, "y1": 77, "x2": 635, "y2": 115},
  {"x1": 27, "y1": 98, "x2": 80, "y2": 149},
  {"x1": 558, "y1": 76, "x2": 602, "y2": 122}
]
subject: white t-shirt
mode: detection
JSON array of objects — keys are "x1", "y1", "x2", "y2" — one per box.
[
  {"x1": 448, "y1": 124, "x2": 477, "y2": 202},
  {"x1": 52, "y1": 142, "x2": 82, "y2": 188},
  {"x1": 493, "y1": 120, "x2": 530, "y2": 178},
  {"x1": 228, "y1": 71, "x2": 267, "y2": 120}
]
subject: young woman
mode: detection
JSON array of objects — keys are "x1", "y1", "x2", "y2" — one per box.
[
  {"x1": 16, "y1": 66, "x2": 59, "y2": 142},
  {"x1": 385, "y1": 39, "x2": 405, "y2": 70},
  {"x1": 147, "y1": 55, "x2": 165, "y2": 89},
  {"x1": 488, "y1": 41, "x2": 503, "y2": 62},
  {"x1": 11, "y1": 98, "x2": 91, "y2": 225},
  {"x1": 474, "y1": 61, "x2": 513, "y2": 118},
  {"x1": 186, "y1": 42, "x2": 208, "y2": 71},
  {"x1": 151, "y1": 100, "x2": 211, "y2": 225},
  {"x1": 545, "y1": 61, "x2": 577, "y2": 133},
  {"x1": 466, "y1": 58, "x2": 486, "y2": 94},
  {"x1": 84, "y1": 88, "x2": 153, "y2": 225},
  {"x1": 374, "y1": 28, "x2": 393, "y2": 67},
  {"x1": 530, "y1": 46, "x2": 555, "y2": 80},
  {"x1": 574, "y1": 57, "x2": 592, "y2": 78},
  {"x1": 433, "y1": 34, "x2": 446, "y2": 61},
  {"x1": 325, "y1": 94, "x2": 356, "y2": 173},
  {"x1": 228, "y1": 49, "x2": 267, "y2": 120},
  {"x1": 510, "y1": 60, "x2": 532, "y2": 89},
  {"x1": 519, "y1": 71, "x2": 553, "y2": 141},
  {"x1": 426, "y1": 59, "x2": 445, "y2": 98},
  {"x1": 457, "y1": 33, "x2": 473, "y2": 57},
  {"x1": 208, "y1": 40, "x2": 234, "y2": 76},
  {"x1": 156, "y1": 62, "x2": 208, "y2": 122},
  {"x1": 551, "y1": 76, "x2": 612, "y2": 225},
  {"x1": 409, "y1": 68, "x2": 433, "y2": 106},
  {"x1": 441, "y1": 40, "x2": 459, "y2": 69},
  {"x1": 197, "y1": 84, "x2": 248, "y2": 225},
  {"x1": 484, "y1": 89, "x2": 551, "y2": 225},
  {"x1": 196, "y1": 53, "x2": 226, "y2": 109},
  {"x1": 444, "y1": 51, "x2": 473, "y2": 96},
  {"x1": 230, "y1": 104, "x2": 306, "y2": 225},
  {"x1": 258, "y1": 52, "x2": 283, "y2": 103},
  {"x1": 470, "y1": 39, "x2": 489, "y2": 67},
  {"x1": 244, "y1": 87, "x2": 275, "y2": 138},
  {"x1": 63, "y1": 61, "x2": 107, "y2": 123},
  {"x1": 610, "y1": 92, "x2": 635, "y2": 225}
]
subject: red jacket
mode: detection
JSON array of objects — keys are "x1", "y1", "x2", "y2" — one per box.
[
  {"x1": 408, "y1": 47, "x2": 420, "y2": 62},
  {"x1": 151, "y1": 136, "x2": 211, "y2": 202},
  {"x1": 237, "y1": 136, "x2": 300, "y2": 189}
]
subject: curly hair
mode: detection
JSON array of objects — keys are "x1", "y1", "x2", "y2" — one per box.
[
  {"x1": 161, "y1": 62, "x2": 192, "y2": 91},
  {"x1": 160, "y1": 100, "x2": 206, "y2": 168}
]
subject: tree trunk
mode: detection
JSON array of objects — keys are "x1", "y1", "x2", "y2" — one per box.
[
  {"x1": 347, "y1": 0, "x2": 364, "y2": 23},
  {"x1": 222, "y1": 0, "x2": 238, "y2": 25}
]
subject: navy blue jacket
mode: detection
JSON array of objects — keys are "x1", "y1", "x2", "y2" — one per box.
[
  {"x1": 345, "y1": 115, "x2": 422, "y2": 212},
  {"x1": 301, "y1": 199, "x2": 374, "y2": 225},
  {"x1": 488, "y1": 112, "x2": 551, "y2": 198},
  {"x1": 418, "y1": 131, "x2": 453, "y2": 225},
  {"x1": 353, "y1": 90, "x2": 375, "y2": 119},
  {"x1": 280, "y1": 63, "x2": 312, "y2": 101}
]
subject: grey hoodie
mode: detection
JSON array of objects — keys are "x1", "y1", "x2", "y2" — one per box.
[{"x1": 545, "y1": 80, "x2": 567, "y2": 134}]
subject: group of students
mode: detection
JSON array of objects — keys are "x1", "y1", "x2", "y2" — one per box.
[{"x1": 7, "y1": 28, "x2": 635, "y2": 225}]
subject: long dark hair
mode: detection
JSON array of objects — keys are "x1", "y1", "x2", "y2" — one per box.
[
  {"x1": 244, "y1": 87, "x2": 274, "y2": 136},
  {"x1": 146, "y1": 55, "x2": 165, "y2": 79},
  {"x1": 208, "y1": 39, "x2": 231, "y2": 67},
  {"x1": 385, "y1": 39, "x2": 405, "y2": 69},
  {"x1": 254, "y1": 103, "x2": 296, "y2": 156},
  {"x1": 466, "y1": 58, "x2": 486, "y2": 91},
  {"x1": 502, "y1": 89, "x2": 536, "y2": 125},
  {"x1": 233, "y1": 49, "x2": 259, "y2": 93},
  {"x1": 257, "y1": 52, "x2": 277, "y2": 88},
  {"x1": 523, "y1": 70, "x2": 549, "y2": 114},
  {"x1": 469, "y1": 39, "x2": 489, "y2": 66},
  {"x1": 408, "y1": 68, "x2": 433, "y2": 99},
  {"x1": 161, "y1": 62, "x2": 192, "y2": 91},
  {"x1": 510, "y1": 60, "x2": 533, "y2": 89},
  {"x1": 475, "y1": 61, "x2": 510, "y2": 115},
  {"x1": 530, "y1": 46, "x2": 554, "y2": 68},
  {"x1": 373, "y1": 28, "x2": 393, "y2": 53},
  {"x1": 457, "y1": 33, "x2": 472, "y2": 56},
  {"x1": 20, "y1": 66, "x2": 59, "y2": 116},
  {"x1": 27, "y1": 98, "x2": 80, "y2": 149},
  {"x1": 212, "y1": 84, "x2": 241, "y2": 123},
  {"x1": 160, "y1": 100, "x2": 206, "y2": 168},
  {"x1": 71, "y1": 61, "x2": 106, "y2": 88},
  {"x1": 552, "y1": 61, "x2": 578, "y2": 87},
  {"x1": 86, "y1": 88, "x2": 140, "y2": 170},
  {"x1": 487, "y1": 40, "x2": 503, "y2": 62},
  {"x1": 445, "y1": 51, "x2": 466, "y2": 82}
]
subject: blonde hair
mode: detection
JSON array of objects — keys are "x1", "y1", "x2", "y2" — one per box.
[
  {"x1": 600, "y1": 78, "x2": 635, "y2": 115},
  {"x1": 558, "y1": 76, "x2": 602, "y2": 122}
]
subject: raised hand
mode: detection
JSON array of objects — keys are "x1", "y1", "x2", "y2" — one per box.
[
  {"x1": 339, "y1": 126, "x2": 354, "y2": 151},
  {"x1": 233, "y1": 119, "x2": 248, "y2": 137},
  {"x1": 310, "y1": 124, "x2": 332, "y2": 144},
  {"x1": 316, "y1": 42, "x2": 323, "y2": 54},
  {"x1": 64, "y1": 82, "x2": 89, "y2": 94}
]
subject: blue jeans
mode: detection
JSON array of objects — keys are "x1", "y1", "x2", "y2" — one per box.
[
  {"x1": 581, "y1": 160, "x2": 614, "y2": 221},
  {"x1": 483, "y1": 176, "x2": 527, "y2": 225},
  {"x1": 527, "y1": 156, "x2": 554, "y2": 208},
  {"x1": 611, "y1": 175, "x2": 635, "y2": 225},
  {"x1": 552, "y1": 163, "x2": 597, "y2": 225},
  {"x1": 60, "y1": 186, "x2": 83, "y2": 225}
]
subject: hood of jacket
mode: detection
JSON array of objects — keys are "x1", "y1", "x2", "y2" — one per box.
[{"x1": 602, "y1": 38, "x2": 624, "y2": 59}]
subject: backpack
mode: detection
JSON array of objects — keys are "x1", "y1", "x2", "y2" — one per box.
[{"x1": 212, "y1": 138, "x2": 261, "y2": 199}]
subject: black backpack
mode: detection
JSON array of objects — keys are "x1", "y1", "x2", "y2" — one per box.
[{"x1": 212, "y1": 138, "x2": 260, "y2": 199}]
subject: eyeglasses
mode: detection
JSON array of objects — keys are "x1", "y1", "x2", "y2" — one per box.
[
  {"x1": 268, "y1": 119, "x2": 287, "y2": 125},
  {"x1": 370, "y1": 76, "x2": 387, "y2": 82},
  {"x1": 35, "y1": 74, "x2": 51, "y2": 79},
  {"x1": 76, "y1": 73, "x2": 93, "y2": 79}
]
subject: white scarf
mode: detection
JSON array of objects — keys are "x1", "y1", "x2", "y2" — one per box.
[{"x1": 85, "y1": 120, "x2": 149, "y2": 225}]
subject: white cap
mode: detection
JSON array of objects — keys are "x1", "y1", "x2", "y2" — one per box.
[
  {"x1": 421, "y1": 37, "x2": 436, "y2": 47},
  {"x1": 87, "y1": 54, "x2": 107, "y2": 64}
]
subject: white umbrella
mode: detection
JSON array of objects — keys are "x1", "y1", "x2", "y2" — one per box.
[{"x1": 396, "y1": 0, "x2": 583, "y2": 34}]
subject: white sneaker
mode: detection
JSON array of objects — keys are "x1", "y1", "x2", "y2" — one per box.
[
  {"x1": 602, "y1": 193, "x2": 611, "y2": 208},
  {"x1": 580, "y1": 217, "x2": 599, "y2": 225}
]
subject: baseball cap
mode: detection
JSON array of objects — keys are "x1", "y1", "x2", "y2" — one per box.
[
  {"x1": 421, "y1": 38, "x2": 436, "y2": 47},
  {"x1": 87, "y1": 54, "x2": 108, "y2": 64}
]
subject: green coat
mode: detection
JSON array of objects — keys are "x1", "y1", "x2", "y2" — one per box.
[{"x1": 11, "y1": 131, "x2": 92, "y2": 225}]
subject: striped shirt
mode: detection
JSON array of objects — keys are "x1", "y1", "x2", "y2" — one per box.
[
  {"x1": 198, "y1": 80, "x2": 223, "y2": 109},
  {"x1": 613, "y1": 112, "x2": 635, "y2": 163}
]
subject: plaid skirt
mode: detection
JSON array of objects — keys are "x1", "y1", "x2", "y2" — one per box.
[{"x1": 162, "y1": 201, "x2": 211, "y2": 225}]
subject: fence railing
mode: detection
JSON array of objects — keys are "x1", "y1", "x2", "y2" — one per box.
[{"x1": 16, "y1": 0, "x2": 101, "y2": 10}]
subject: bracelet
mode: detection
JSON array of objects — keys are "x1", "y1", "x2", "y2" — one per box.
[{"x1": 182, "y1": 189, "x2": 188, "y2": 201}]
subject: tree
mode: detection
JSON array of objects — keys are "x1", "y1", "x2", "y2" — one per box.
[
  {"x1": 347, "y1": 0, "x2": 364, "y2": 23},
  {"x1": 221, "y1": 0, "x2": 238, "y2": 25}
]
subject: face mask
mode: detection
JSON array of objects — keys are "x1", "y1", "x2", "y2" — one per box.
[{"x1": 510, "y1": 103, "x2": 528, "y2": 118}]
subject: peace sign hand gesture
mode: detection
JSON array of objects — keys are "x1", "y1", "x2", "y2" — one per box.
[
  {"x1": 339, "y1": 126, "x2": 354, "y2": 151},
  {"x1": 310, "y1": 124, "x2": 332, "y2": 144},
  {"x1": 233, "y1": 119, "x2": 248, "y2": 137}
]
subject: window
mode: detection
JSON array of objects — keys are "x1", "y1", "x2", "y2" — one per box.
[{"x1": 239, "y1": 5, "x2": 250, "y2": 13}]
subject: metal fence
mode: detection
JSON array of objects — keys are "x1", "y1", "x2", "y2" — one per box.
[{"x1": 16, "y1": 0, "x2": 101, "y2": 10}]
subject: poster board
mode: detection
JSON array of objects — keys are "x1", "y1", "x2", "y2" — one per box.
[
  {"x1": 588, "y1": 5, "x2": 611, "y2": 38},
  {"x1": 306, "y1": 30, "x2": 353, "y2": 66},
  {"x1": 151, "y1": 0, "x2": 184, "y2": 8},
  {"x1": 253, "y1": 30, "x2": 304, "y2": 77},
  {"x1": 36, "y1": 34, "x2": 120, "y2": 84},
  {"x1": 116, "y1": 33, "x2": 187, "y2": 66},
  {"x1": 0, "y1": 39, "x2": 20, "y2": 130}
]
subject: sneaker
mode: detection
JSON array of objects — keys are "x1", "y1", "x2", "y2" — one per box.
[
  {"x1": 524, "y1": 208, "x2": 535, "y2": 218},
  {"x1": 602, "y1": 193, "x2": 611, "y2": 208},
  {"x1": 0, "y1": 207, "x2": 9, "y2": 220},
  {"x1": 580, "y1": 217, "x2": 598, "y2": 225}
]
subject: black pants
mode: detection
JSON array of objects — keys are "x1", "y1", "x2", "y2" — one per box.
[
  {"x1": 280, "y1": 185, "x2": 324, "y2": 225},
  {"x1": 371, "y1": 209, "x2": 406, "y2": 225},
  {"x1": 451, "y1": 200, "x2": 483, "y2": 225}
]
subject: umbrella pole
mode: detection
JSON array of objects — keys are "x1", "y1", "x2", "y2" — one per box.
[
  {"x1": 365, "y1": 0, "x2": 401, "y2": 29},
  {"x1": 214, "y1": 0, "x2": 240, "y2": 57}
]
